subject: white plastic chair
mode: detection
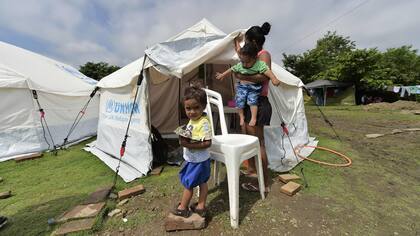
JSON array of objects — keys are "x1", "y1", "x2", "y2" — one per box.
[{"x1": 203, "y1": 88, "x2": 265, "y2": 229}]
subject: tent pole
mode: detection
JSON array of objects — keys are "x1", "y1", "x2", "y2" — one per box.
[
  {"x1": 229, "y1": 64, "x2": 235, "y2": 101},
  {"x1": 204, "y1": 64, "x2": 208, "y2": 88},
  {"x1": 178, "y1": 78, "x2": 181, "y2": 126},
  {"x1": 323, "y1": 86, "x2": 327, "y2": 106}
]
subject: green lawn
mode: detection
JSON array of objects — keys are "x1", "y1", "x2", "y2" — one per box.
[{"x1": 0, "y1": 105, "x2": 419, "y2": 235}]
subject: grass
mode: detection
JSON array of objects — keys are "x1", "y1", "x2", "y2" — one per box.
[
  {"x1": 0, "y1": 105, "x2": 419, "y2": 235},
  {"x1": 303, "y1": 105, "x2": 420, "y2": 235},
  {"x1": 0, "y1": 142, "x2": 130, "y2": 235}
]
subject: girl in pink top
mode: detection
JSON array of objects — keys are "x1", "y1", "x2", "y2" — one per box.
[{"x1": 234, "y1": 22, "x2": 274, "y2": 193}]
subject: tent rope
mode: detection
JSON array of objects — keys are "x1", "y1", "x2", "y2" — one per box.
[
  {"x1": 270, "y1": 87, "x2": 308, "y2": 187},
  {"x1": 303, "y1": 87, "x2": 342, "y2": 142},
  {"x1": 112, "y1": 55, "x2": 148, "y2": 189},
  {"x1": 31, "y1": 90, "x2": 57, "y2": 155},
  {"x1": 60, "y1": 87, "x2": 100, "y2": 149}
]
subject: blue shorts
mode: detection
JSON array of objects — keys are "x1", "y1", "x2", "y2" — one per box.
[
  {"x1": 235, "y1": 83, "x2": 262, "y2": 109},
  {"x1": 179, "y1": 159, "x2": 211, "y2": 189}
]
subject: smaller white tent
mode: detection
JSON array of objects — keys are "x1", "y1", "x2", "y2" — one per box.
[
  {"x1": 0, "y1": 41, "x2": 99, "y2": 161},
  {"x1": 86, "y1": 19, "x2": 317, "y2": 182}
]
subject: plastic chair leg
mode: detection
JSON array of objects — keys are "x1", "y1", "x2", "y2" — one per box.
[
  {"x1": 255, "y1": 151, "x2": 265, "y2": 200},
  {"x1": 225, "y1": 162, "x2": 240, "y2": 229},
  {"x1": 213, "y1": 160, "x2": 220, "y2": 186}
]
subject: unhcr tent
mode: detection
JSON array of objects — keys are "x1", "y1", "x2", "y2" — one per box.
[
  {"x1": 0, "y1": 41, "x2": 99, "y2": 161},
  {"x1": 86, "y1": 19, "x2": 317, "y2": 182}
]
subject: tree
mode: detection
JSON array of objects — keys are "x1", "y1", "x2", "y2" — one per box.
[
  {"x1": 381, "y1": 46, "x2": 420, "y2": 85},
  {"x1": 79, "y1": 62, "x2": 120, "y2": 81},
  {"x1": 334, "y1": 49, "x2": 390, "y2": 89},
  {"x1": 282, "y1": 31, "x2": 420, "y2": 90},
  {"x1": 283, "y1": 31, "x2": 355, "y2": 83}
]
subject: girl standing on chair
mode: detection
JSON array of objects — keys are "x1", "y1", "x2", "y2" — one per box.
[{"x1": 172, "y1": 86, "x2": 212, "y2": 218}]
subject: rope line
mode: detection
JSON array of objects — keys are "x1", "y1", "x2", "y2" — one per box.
[
  {"x1": 274, "y1": 0, "x2": 371, "y2": 57},
  {"x1": 270, "y1": 87, "x2": 308, "y2": 187},
  {"x1": 60, "y1": 87, "x2": 99, "y2": 148},
  {"x1": 32, "y1": 90, "x2": 57, "y2": 154},
  {"x1": 112, "y1": 55, "x2": 147, "y2": 189},
  {"x1": 303, "y1": 87, "x2": 342, "y2": 142}
]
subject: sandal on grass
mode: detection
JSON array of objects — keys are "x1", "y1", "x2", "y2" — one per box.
[
  {"x1": 190, "y1": 202, "x2": 207, "y2": 218},
  {"x1": 171, "y1": 203, "x2": 191, "y2": 218},
  {"x1": 241, "y1": 182, "x2": 271, "y2": 193}
]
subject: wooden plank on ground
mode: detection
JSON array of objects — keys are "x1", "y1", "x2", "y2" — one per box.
[
  {"x1": 54, "y1": 218, "x2": 95, "y2": 235},
  {"x1": 278, "y1": 174, "x2": 301, "y2": 183},
  {"x1": 280, "y1": 181, "x2": 302, "y2": 196},
  {"x1": 14, "y1": 153, "x2": 43, "y2": 162},
  {"x1": 57, "y1": 202, "x2": 105, "y2": 222},
  {"x1": 83, "y1": 186, "x2": 112, "y2": 204},
  {"x1": 118, "y1": 184, "x2": 145, "y2": 201}
]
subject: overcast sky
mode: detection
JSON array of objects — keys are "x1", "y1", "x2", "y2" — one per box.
[{"x1": 0, "y1": 0, "x2": 419, "y2": 68}]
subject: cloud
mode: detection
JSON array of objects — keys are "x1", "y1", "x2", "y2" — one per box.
[{"x1": 0, "y1": 0, "x2": 419, "y2": 67}]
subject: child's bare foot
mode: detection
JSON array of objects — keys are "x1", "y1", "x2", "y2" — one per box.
[
  {"x1": 249, "y1": 118, "x2": 257, "y2": 126},
  {"x1": 240, "y1": 117, "x2": 245, "y2": 126}
]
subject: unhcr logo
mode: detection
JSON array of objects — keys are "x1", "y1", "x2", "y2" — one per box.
[{"x1": 105, "y1": 99, "x2": 140, "y2": 114}]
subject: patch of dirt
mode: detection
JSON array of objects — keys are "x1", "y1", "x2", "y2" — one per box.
[
  {"x1": 363, "y1": 100, "x2": 420, "y2": 114},
  {"x1": 100, "y1": 178, "x2": 341, "y2": 236},
  {"x1": 98, "y1": 107, "x2": 420, "y2": 236}
]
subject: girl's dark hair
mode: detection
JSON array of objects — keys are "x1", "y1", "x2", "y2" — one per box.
[
  {"x1": 245, "y1": 22, "x2": 271, "y2": 51},
  {"x1": 184, "y1": 86, "x2": 207, "y2": 107},
  {"x1": 240, "y1": 42, "x2": 259, "y2": 58}
]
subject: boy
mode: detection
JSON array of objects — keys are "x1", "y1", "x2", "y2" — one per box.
[{"x1": 172, "y1": 86, "x2": 212, "y2": 218}]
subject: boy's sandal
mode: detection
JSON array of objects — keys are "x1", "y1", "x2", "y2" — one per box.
[
  {"x1": 171, "y1": 203, "x2": 191, "y2": 218},
  {"x1": 190, "y1": 202, "x2": 207, "y2": 218}
]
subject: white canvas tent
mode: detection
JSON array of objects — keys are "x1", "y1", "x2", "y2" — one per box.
[
  {"x1": 0, "y1": 41, "x2": 99, "y2": 161},
  {"x1": 86, "y1": 19, "x2": 317, "y2": 182}
]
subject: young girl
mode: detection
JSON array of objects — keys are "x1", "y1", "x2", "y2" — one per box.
[
  {"x1": 172, "y1": 86, "x2": 212, "y2": 218},
  {"x1": 216, "y1": 42, "x2": 280, "y2": 126}
]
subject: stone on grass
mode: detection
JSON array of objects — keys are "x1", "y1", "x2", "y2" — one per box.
[
  {"x1": 0, "y1": 191, "x2": 11, "y2": 199},
  {"x1": 117, "y1": 199, "x2": 129, "y2": 207},
  {"x1": 58, "y1": 202, "x2": 105, "y2": 222},
  {"x1": 109, "y1": 193, "x2": 118, "y2": 199},
  {"x1": 54, "y1": 218, "x2": 95, "y2": 235},
  {"x1": 107, "y1": 209, "x2": 122, "y2": 217},
  {"x1": 403, "y1": 128, "x2": 420, "y2": 132},
  {"x1": 280, "y1": 181, "x2": 301, "y2": 196},
  {"x1": 118, "y1": 184, "x2": 145, "y2": 201},
  {"x1": 83, "y1": 186, "x2": 112, "y2": 204},
  {"x1": 165, "y1": 213, "x2": 206, "y2": 231},
  {"x1": 391, "y1": 129, "x2": 403, "y2": 134},
  {"x1": 365, "y1": 133, "x2": 385, "y2": 138},
  {"x1": 278, "y1": 174, "x2": 300, "y2": 183}
]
